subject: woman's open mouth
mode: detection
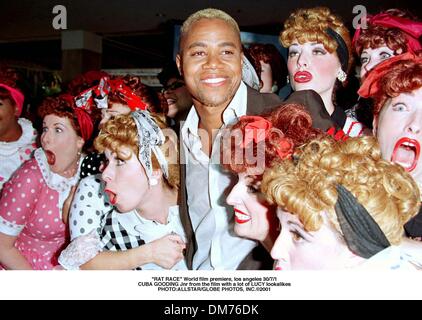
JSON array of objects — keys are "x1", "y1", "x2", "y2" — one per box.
[
  {"x1": 44, "y1": 150, "x2": 56, "y2": 166},
  {"x1": 234, "y1": 208, "x2": 251, "y2": 224},
  {"x1": 391, "y1": 137, "x2": 420, "y2": 172},
  {"x1": 105, "y1": 189, "x2": 117, "y2": 205}
]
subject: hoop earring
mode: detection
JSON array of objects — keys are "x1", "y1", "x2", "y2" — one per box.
[{"x1": 337, "y1": 69, "x2": 347, "y2": 82}]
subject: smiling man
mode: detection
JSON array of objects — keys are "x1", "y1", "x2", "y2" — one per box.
[{"x1": 176, "y1": 8, "x2": 281, "y2": 270}]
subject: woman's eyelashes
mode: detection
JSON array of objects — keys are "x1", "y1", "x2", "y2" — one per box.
[
  {"x1": 361, "y1": 51, "x2": 393, "y2": 65},
  {"x1": 288, "y1": 47, "x2": 327, "y2": 58},
  {"x1": 291, "y1": 230, "x2": 305, "y2": 242},
  {"x1": 288, "y1": 222, "x2": 310, "y2": 243},
  {"x1": 313, "y1": 48, "x2": 327, "y2": 55},
  {"x1": 360, "y1": 56, "x2": 369, "y2": 64},
  {"x1": 392, "y1": 103, "x2": 408, "y2": 112},
  {"x1": 116, "y1": 157, "x2": 126, "y2": 166},
  {"x1": 246, "y1": 177, "x2": 260, "y2": 194},
  {"x1": 288, "y1": 49, "x2": 299, "y2": 58},
  {"x1": 380, "y1": 51, "x2": 392, "y2": 60},
  {"x1": 247, "y1": 184, "x2": 259, "y2": 193}
]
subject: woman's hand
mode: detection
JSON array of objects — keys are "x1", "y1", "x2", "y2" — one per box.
[{"x1": 147, "y1": 234, "x2": 186, "y2": 269}]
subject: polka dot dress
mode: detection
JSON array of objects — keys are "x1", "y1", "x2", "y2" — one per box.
[
  {"x1": 0, "y1": 159, "x2": 68, "y2": 270},
  {"x1": 69, "y1": 174, "x2": 111, "y2": 240},
  {"x1": 80, "y1": 152, "x2": 105, "y2": 179},
  {"x1": 0, "y1": 118, "x2": 37, "y2": 191}
]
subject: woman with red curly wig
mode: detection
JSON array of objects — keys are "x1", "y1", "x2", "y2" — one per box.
[
  {"x1": 262, "y1": 136, "x2": 421, "y2": 270},
  {"x1": 353, "y1": 9, "x2": 422, "y2": 81},
  {"x1": 280, "y1": 7, "x2": 365, "y2": 137},
  {"x1": 222, "y1": 96, "x2": 324, "y2": 257},
  {"x1": 0, "y1": 69, "x2": 37, "y2": 191},
  {"x1": 350, "y1": 9, "x2": 422, "y2": 129},
  {"x1": 0, "y1": 95, "x2": 94, "y2": 269},
  {"x1": 359, "y1": 51, "x2": 422, "y2": 239}
]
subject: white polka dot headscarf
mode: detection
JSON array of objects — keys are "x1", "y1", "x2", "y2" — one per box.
[{"x1": 131, "y1": 111, "x2": 169, "y2": 186}]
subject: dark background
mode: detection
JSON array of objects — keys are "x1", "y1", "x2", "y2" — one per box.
[{"x1": 0, "y1": 0, "x2": 419, "y2": 70}]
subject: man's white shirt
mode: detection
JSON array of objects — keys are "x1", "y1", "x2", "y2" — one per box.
[{"x1": 181, "y1": 82, "x2": 257, "y2": 270}]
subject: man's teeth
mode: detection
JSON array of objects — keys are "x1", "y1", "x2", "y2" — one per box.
[{"x1": 203, "y1": 78, "x2": 225, "y2": 84}]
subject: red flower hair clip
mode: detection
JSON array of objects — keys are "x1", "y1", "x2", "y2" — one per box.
[
  {"x1": 275, "y1": 138, "x2": 294, "y2": 160},
  {"x1": 240, "y1": 116, "x2": 273, "y2": 148}
]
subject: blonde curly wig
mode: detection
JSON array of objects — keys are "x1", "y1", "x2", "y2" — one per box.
[
  {"x1": 94, "y1": 112, "x2": 180, "y2": 189},
  {"x1": 262, "y1": 136, "x2": 420, "y2": 245},
  {"x1": 280, "y1": 7, "x2": 353, "y2": 73}
]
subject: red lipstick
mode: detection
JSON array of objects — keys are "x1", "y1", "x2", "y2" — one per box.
[
  {"x1": 234, "y1": 208, "x2": 251, "y2": 224},
  {"x1": 105, "y1": 189, "x2": 117, "y2": 205},
  {"x1": 294, "y1": 71, "x2": 313, "y2": 83},
  {"x1": 391, "y1": 137, "x2": 420, "y2": 172}
]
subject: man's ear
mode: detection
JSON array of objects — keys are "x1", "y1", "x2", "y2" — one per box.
[{"x1": 176, "y1": 54, "x2": 183, "y2": 77}]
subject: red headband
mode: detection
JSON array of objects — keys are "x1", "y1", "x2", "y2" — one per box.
[
  {"x1": 358, "y1": 52, "x2": 420, "y2": 99},
  {"x1": 75, "y1": 77, "x2": 148, "y2": 111},
  {"x1": 352, "y1": 13, "x2": 422, "y2": 54},
  {"x1": 61, "y1": 94, "x2": 94, "y2": 142},
  {"x1": 0, "y1": 84, "x2": 24, "y2": 116}
]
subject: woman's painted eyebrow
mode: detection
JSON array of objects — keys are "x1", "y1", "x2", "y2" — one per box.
[{"x1": 392, "y1": 102, "x2": 406, "y2": 107}]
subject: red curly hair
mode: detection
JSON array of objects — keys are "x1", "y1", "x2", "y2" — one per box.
[
  {"x1": 67, "y1": 70, "x2": 110, "y2": 96},
  {"x1": 38, "y1": 96, "x2": 82, "y2": 138},
  {"x1": 354, "y1": 9, "x2": 419, "y2": 56},
  {"x1": 107, "y1": 75, "x2": 163, "y2": 114},
  {"x1": 222, "y1": 103, "x2": 322, "y2": 177},
  {"x1": 374, "y1": 53, "x2": 422, "y2": 115}
]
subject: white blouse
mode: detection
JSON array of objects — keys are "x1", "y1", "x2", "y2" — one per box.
[
  {"x1": 0, "y1": 118, "x2": 37, "y2": 190},
  {"x1": 114, "y1": 205, "x2": 187, "y2": 270},
  {"x1": 34, "y1": 148, "x2": 83, "y2": 219}
]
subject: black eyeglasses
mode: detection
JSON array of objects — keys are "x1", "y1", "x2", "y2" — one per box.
[{"x1": 161, "y1": 81, "x2": 185, "y2": 93}]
